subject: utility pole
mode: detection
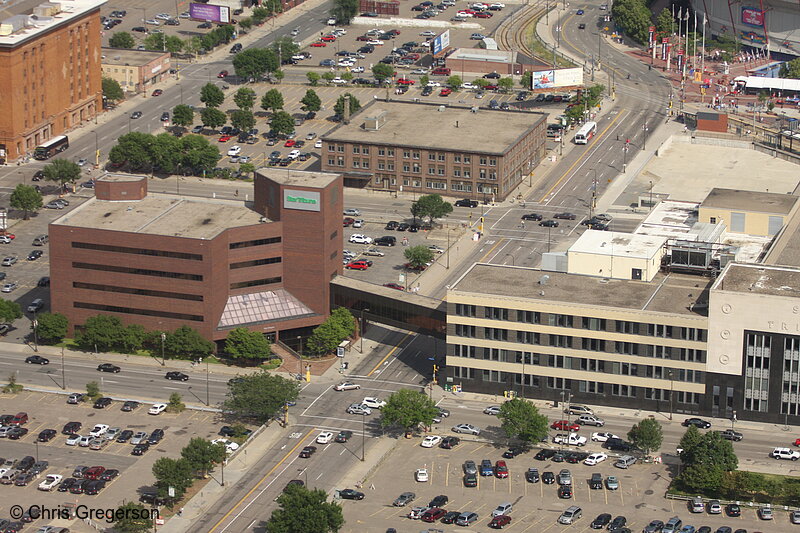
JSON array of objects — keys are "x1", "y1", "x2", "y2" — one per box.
[{"x1": 590, "y1": 169, "x2": 598, "y2": 218}]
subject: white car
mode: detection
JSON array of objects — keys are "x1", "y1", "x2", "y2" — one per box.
[
  {"x1": 456, "y1": 10, "x2": 474, "y2": 17},
  {"x1": 483, "y1": 405, "x2": 501, "y2": 415},
  {"x1": 591, "y1": 432, "x2": 619, "y2": 442},
  {"x1": 584, "y1": 452, "x2": 608, "y2": 466},
  {"x1": 89, "y1": 424, "x2": 109, "y2": 437},
  {"x1": 65, "y1": 434, "x2": 82, "y2": 446},
  {"x1": 462, "y1": 82, "x2": 477, "y2": 90},
  {"x1": 346, "y1": 403, "x2": 372, "y2": 415},
  {"x1": 332, "y1": 28, "x2": 347, "y2": 36},
  {"x1": 490, "y1": 2, "x2": 505, "y2": 7},
  {"x1": 362, "y1": 396, "x2": 386, "y2": 409},
  {"x1": 314, "y1": 140, "x2": 323, "y2": 148},
  {"x1": 334, "y1": 381, "x2": 361, "y2": 391},
  {"x1": 415, "y1": 468, "x2": 429, "y2": 482},
  {"x1": 288, "y1": 149, "x2": 301, "y2": 159},
  {"x1": 78, "y1": 435, "x2": 93, "y2": 447},
  {"x1": 420, "y1": 30, "x2": 436, "y2": 37},
  {"x1": 421, "y1": 435, "x2": 442, "y2": 448},
  {"x1": 227, "y1": 145, "x2": 242, "y2": 156},
  {"x1": 351, "y1": 66, "x2": 365, "y2": 73},
  {"x1": 344, "y1": 208, "x2": 361, "y2": 216},
  {"x1": 349, "y1": 234, "x2": 373, "y2": 245},
  {"x1": 352, "y1": 219, "x2": 364, "y2": 228},
  {"x1": 211, "y1": 438, "x2": 240, "y2": 454},
  {"x1": 426, "y1": 81, "x2": 442, "y2": 87},
  {"x1": 327, "y1": 17, "x2": 337, "y2": 24},
  {"x1": 155, "y1": 12, "x2": 171, "y2": 20},
  {"x1": 145, "y1": 19, "x2": 160, "y2": 25},
  {"x1": 38, "y1": 474, "x2": 62, "y2": 491},
  {"x1": 452, "y1": 423, "x2": 481, "y2": 435},
  {"x1": 412, "y1": 68, "x2": 429, "y2": 75},
  {"x1": 316, "y1": 431, "x2": 335, "y2": 444},
  {"x1": 149, "y1": 403, "x2": 167, "y2": 415},
  {"x1": 331, "y1": 76, "x2": 349, "y2": 84},
  {"x1": 367, "y1": 39, "x2": 384, "y2": 45}
]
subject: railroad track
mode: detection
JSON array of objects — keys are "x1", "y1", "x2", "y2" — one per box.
[{"x1": 494, "y1": 2, "x2": 547, "y2": 63}]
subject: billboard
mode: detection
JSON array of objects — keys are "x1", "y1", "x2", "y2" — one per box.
[
  {"x1": 283, "y1": 190, "x2": 320, "y2": 212},
  {"x1": 532, "y1": 69, "x2": 555, "y2": 89},
  {"x1": 190, "y1": 3, "x2": 231, "y2": 23},
  {"x1": 741, "y1": 7, "x2": 764, "y2": 27},
  {"x1": 431, "y1": 30, "x2": 450, "y2": 56},
  {"x1": 530, "y1": 67, "x2": 583, "y2": 90}
]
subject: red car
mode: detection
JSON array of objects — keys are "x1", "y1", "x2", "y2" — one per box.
[
  {"x1": 440, "y1": 88, "x2": 452, "y2": 96},
  {"x1": 421, "y1": 508, "x2": 447, "y2": 522},
  {"x1": 494, "y1": 460, "x2": 509, "y2": 478},
  {"x1": 475, "y1": 11, "x2": 493, "y2": 17},
  {"x1": 356, "y1": 35, "x2": 371, "y2": 41},
  {"x1": 284, "y1": 140, "x2": 296, "y2": 147},
  {"x1": 151, "y1": 89, "x2": 163, "y2": 96},
  {"x1": 795, "y1": 438, "x2": 800, "y2": 446},
  {"x1": 397, "y1": 78, "x2": 415, "y2": 85},
  {"x1": 383, "y1": 283, "x2": 404, "y2": 290},
  {"x1": 343, "y1": 217, "x2": 355, "y2": 226},
  {"x1": 321, "y1": 35, "x2": 336, "y2": 41},
  {"x1": 83, "y1": 466, "x2": 106, "y2": 480},
  {"x1": 404, "y1": 262, "x2": 427, "y2": 271},
  {"x1": 551, "y1": 420, "x2": 581, "y2": 431},
  {"x1": 484, "y1": 84, "x2": 499, "y2": 90},
  {"x1": 406, "y1": 53, "x2": 420, "y2": 60},
  {"x1": 310, "y1": 41, "x2": 326, "y2": 47},
  {"x1": 345, "y1": 261, "x2": 369, "y2": 270},
  {"x1": 217, "y1": 70, "x2": 228, "y2": 78},
  {"x1": 489, "y1": 515, "x2": 512, "y2": 529},
  {"x1": 218, "y1": 135, "x2": 232, "y2": 142}
]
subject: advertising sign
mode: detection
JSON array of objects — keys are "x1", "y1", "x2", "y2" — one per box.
[
  {"x1": 283, "y1": 189, "x2": 321, "y2": 212},
  {"x1": 189, "y1": 3, "x2": 231, "y2": 23},
  {"x1": 431, "y1": 30, "x2": 450, "y2": 56},
  {"x1": 741, "y1": 7, "x2": 764, "y2": 27},
  {"x1": 532, "y1": 69, "x2": 555, "y2": 89},
  {"x1": 739, "y1": 30, "x2": 766, "y2": 44}
]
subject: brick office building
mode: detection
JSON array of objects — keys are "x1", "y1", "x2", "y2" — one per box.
[
  {"x1": 101, "y1": 48, "x2": 171, "y2": 95},
  {"x1": 49, "y1": 170, "x2": 343, "y2": 344},
  {"x1": 0, "y1": 0, "x2": 105, "y2": 163},
  {"x1": 320, "y1": 100, "x2": 547, "y2": 202}
]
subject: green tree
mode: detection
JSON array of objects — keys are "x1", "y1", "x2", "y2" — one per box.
[
  {"x1": 143, "y1": 32, "x2": 166, "y2": 51},
  {"x1": 780, "y1": 58, "x2": 800, "y2": 79},
  {"x1": 329, "y1": 308, "x2": 356, "y2": 339},
  {"x1": 447, "y1": 75, "x2": 463, "y2": 88},
  {"x1": 152, "y1": 457, "x2": 194, "y2": 500},
  {"x1": 333, "y1": 94, "x2": 361, "y2": 117},
  {"x1": 109, "y1": 31, "x2": 136, "y2": 49},
  {"x1": 109, "y1": 132, "x2": 153, "y2": 171},
  {"x1": 330, "y1": 0, "x2": 358, "y2": 25},
  {"x1": 111, "y1": 502, "x2": 153, "y2": 533},
  {"x1": 341, "y1": 71, "x2": 353, "y2": 82},
  {"x1": 610, "y1": 0, "x2": 652, "y2": 44},
  {"x1": 150, "y1": 133, "x2": 183, "y2": 174},
  {"x1": 404, "y1": 245, "x2": 434, "y2": 269},
  {"x1": 306, "y1": 322, "x2": 341, "y2": 355},
  {"x1": 721, "y1": 470, "x2": 766, "y2": 500},
  {"x1": 520, "y1": 71, "x2": 532, "y2": 89},
  {"x1": 200, "y1": 107, "x2": 227, "y2": 130},
  {"x1": 300, "y1": 89, "x2": 322, "y2": 112},
  {"x1": 171, "y1": 104, "x2": 194, "y2": 128},
  {"x1": 261, "y1": 89, "x2": 285, "y2": 113},
  {"x1": 43, "y1": 158, "x2": 81, "y2": 190},
  {"x1": 321, "y1": 71, "x2": 336, "y2": 84},
  {"x1": 474, "y1": 78, "x2": 489, "y2": 88},
  {"x1": 238, "y1": 17, "x2": 253, "y2": 31},
  {"x1": 497, "y1": 398, "x2": 549, "y2": 443},
  {"x1": 677, "y1": 426, "x2": 738, "y2": 494},
  {"x1": 655, "y1": 7, "x2": 674, "y2": 34},
  {"x1": 230, "y1": 110, "x2": 256, "y2": 132},
  {"x1": 183, "y1": 36, "x2": 201, "y2": 57},
  {"x1": 372, "y1": 63, "x2": 394, "y2": 81},
  {"x1": 273, "y1": 69, "x2": 285, "y2": 84},
  {"x1": 270, "y1": 111, "x2": 295, "y2": 135},
  {"x1": 86, "y1": 381, "x2": 101, "y2": 400},
  {"x1": 627, "y1": 418, "x2": 663, "y2": 456},
  {"x1": 420, "y1": 74, "x2": 430, "y2": 87},
  {"x1": 224, "y1": 371, "x2": 300, "y2": 422},
  {"x1": 239, "y1": 162, "x2": 256, "y2": 177},
  {"x1": 9, "y1": 184, "x2": 42, "y2": 220},
  {"x1": 200, "y1": 83, "x2": 225, "y2": 108},
  {"x1": 266, "y1": 483, "x2": 344, "y2": 533},
  {"x1": 225, "y1": 327, "x2": 272, "y2": 360},
  {"x1": 234, "y1": 87, "x2": 257, "y2": 111},
  {"x1": 164, "y1": 325, "x2": 214, "y2": 359},
  {"x1": 179, "y1": 134, "x2": 222, "y2": 172},
  {"x1": 306, "y1": 71, "x2": 321, "y2": 86},
  {"x1": 380, "y1": 388, "x2": 439, "y2": 431},
  {"x1": 271, "y1": 36, "x2": 299, "y2": 62},
  {"x1": 102, "y1": 77, "x2": 124, "y2": 103},
  {"x1": 0, "y1": 299, "x2": 22, "y2": 323},
  {"x1": 35, "y1": 312, "x2": 68, "y2": 344},
  {"x1": 232, "y1": 48, "x2": 279, "y2": 80},
  {"x1": 77, "y1": 314, "x2": 125, "y2": 352},
  {"x1": 167, "y1": 392, "x2": 185, "y2": 413},
  {"x1": 119, "y1": 324, "x2": 146, "y2": 353},
  {"x1": 252, "y1": 6, "x2": 269, "y2": 23},
  {"x1": 181, "y1": 437, "x2": 226, "y2": 476},
  {"x1": 411, "y1": 194, "x2": 453, "y2": 226},
  {"x1": 499, "y1": 77, "x2": 514, "y2": 92}
]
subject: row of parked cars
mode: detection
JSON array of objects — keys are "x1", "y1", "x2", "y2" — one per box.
[{"x1": 62, "y1": 421, "x2": 166, "y2": 456}]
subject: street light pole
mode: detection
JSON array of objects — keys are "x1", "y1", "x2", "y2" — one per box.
[
  {"x1": 61, "y1": 347, "x2": 66, "y2": 390},
  {"x1": 159, "y1": 332, "x2": 166, "y2": 366},
  {"x1": 668, "y1": 370, "x2": 674, "y2": 421},
  {"x1": 206, "y1": 358, "x2": 210, "y2": 406},
  {"x1": 297, "y1": 336, "x2": 302, "y2": 379},
  {"x1": 360, "y1": 412, "x2": 366, "y2": 461}
]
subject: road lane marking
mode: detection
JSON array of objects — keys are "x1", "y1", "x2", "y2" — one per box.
[{"x1": 367, "y1": 331, "x2": 412, "y2": 377}]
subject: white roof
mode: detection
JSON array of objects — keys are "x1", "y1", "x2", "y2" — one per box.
[
  {"x1": 569, "y1": 230, "x2": 667, "y2": 260},
  {"x1": 733, "y1": 76, "x2": 800, "y2": 92}
]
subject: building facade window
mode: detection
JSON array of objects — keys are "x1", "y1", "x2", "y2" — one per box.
[
  {"x1": 455, "y1": 304, "x2": 476, "y2": 317},
  {"x1": 73, "y1": 282, "x2": 203, "y2": 301},
  {"x1": 454, "y1": 344, "x2": 477, "y2": 358},
  {"x1": 73, "y1": 242, "x2": 203, "y2": 261},
  {"x1": 485, "y1": 307, "x2": 509, "y2": 320},
  {"x1": 74, "y1": 302, "x2": 203, "y2": 321},
  {"x1": 229, "y1": 277, "x2": 282, "y2": 289},
  {"x1": 518, "y1": 310, "x2": 540, "y2": 324},
  {"x1": 744, "y1": 332, "x2": 771, "y2": 412},
  {"x1": 455, "y1": 324, "x2": 477, "y2": 337}
]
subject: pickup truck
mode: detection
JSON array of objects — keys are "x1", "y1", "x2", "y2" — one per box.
[
  {"x1": 717, "y1": 429, "x2": 743, "y2": 441},
  {"x1": 553, "y1": 432, "x2": 587, "y2": 446}
]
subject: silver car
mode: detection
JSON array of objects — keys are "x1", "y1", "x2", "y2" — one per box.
[
  {"x1": 463, "y1": 460, "x2": 477, "y2": 475},
  {"x1": 130, "y1": 431, "x2": 149, "y2": 445},
  {"x1": 346, "y1": 403, "x2": 371, "y2": 415}
]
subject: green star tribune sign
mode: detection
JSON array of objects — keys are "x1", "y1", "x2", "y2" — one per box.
[{"x1": 283, "y1": 189, "x2": 320, "y2": 211}]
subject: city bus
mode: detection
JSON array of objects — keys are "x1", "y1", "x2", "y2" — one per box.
[
  {"x1": 33, "y1": 135, "x2": 69, "y2": 160},
  {"x1": 573, "y1": 122, "x2": 597, "y2": 144}
]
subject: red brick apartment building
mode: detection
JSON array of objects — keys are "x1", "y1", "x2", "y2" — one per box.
[
  {"x1": 0, "y1": 0, "x2": 105, "y2": 163},
  {"x1": 49, "y1": 170, "x2": 343, "y2": 343}
]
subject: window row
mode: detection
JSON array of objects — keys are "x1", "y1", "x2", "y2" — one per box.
[{"x1": 73, "y1": 241, "x2": 203, "y2": 261}]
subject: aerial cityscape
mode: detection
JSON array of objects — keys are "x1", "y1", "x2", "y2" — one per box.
[{"x1": 0, "y1": 0, "x2": 800, "y2": 530}]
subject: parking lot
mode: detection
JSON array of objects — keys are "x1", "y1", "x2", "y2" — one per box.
[
  {"x1": 337, "y1": 404, "x2": 791, "y2": 532},
  {"x1": 0, "y1": 391, "x2": 227, "y2": 529}
]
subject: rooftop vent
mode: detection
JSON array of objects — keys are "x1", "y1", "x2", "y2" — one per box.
[
  {"x1": 363, "y1": 110, "x2": 388, "y2": 131},
  {"x1": 538, "y1": 275, "x2": 549, "y2": 285},
  {"x1": 470, "y1": 106, "x2": 479, "y2": 113},
  {"x1": 438, "y1": 105, "x2": 446, "y2": 112}
]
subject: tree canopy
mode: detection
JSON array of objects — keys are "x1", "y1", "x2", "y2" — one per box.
[
  {"x1": 224, "y1": 371, "x2": 300, "y2": 423},
  {"x1": 266, "y1": 483, "x2": 344, "y2": 533},
  {"x1": 234, "y1": 87, "x2": 257, "y2": 111},
  {"x1": 43, "y1": 158, "x2": 81, "y2": 189},
  {"x1": 230, "y1": 110, "x2": 256, "y2": 132},
  {"x1": 261, "y1": 89, "x2": 285, "y2": 113},
  {"x1": 610, "y1": 0, "x2": 652, "y2": 44},
  {"x1": 180, "y1": 437, "x2": 227, "y2": 476},
  {"x1": 496, "y1": 398, "x2": 549, "y2": 443},
  {"x1": 300, "y1": 89, "x2": 322, "y2": 112},
  {"x1": 404, "y1": 245, "x2": 434, "y2": 269},
  {"x1": 35, "y1": 312, "x2": 68, "y2": 344},
  {"x1": 152, "y1": 457, "x2": 194, "y2": 501},
  {"x1": 225, "y1": 328, "x2": 272, "y2": 360},
  {"x1": 163, "y1": 325, "x2": 214, "y2": 359},
  {"x1": 10, "y1": 184, "x2": 42, "y2": 220},
  {"x1": 380, "y1": 388, "x2": 439, "y2": 431},
  {"x1": 333, "y1": 94, "x2": 361, "y2": 117},
  {"x1": 372, "y1": 63, "x2": 394, "y2": 81},
  {"x1": 200, "y1": 83, "x2": 225, "y2": 108},
  {"x1": 111, "y1": 502, "x2": 153, "y2": 533},
  {"x1": 410, "y1": 194, "x2": 453, "y2": 225},
  {"x1": 330, "y1": 0, "x2": 358, "y2": 25},
  {"x1": 270, "y1": 111, "x2": 295, "y2": 135},
  {"x1": 677, "y1": 425, "x2": 738, "y2": 494},
  {"x1": 102, "y1": 77, "x2": 124, "y2": 103},
  {"x1": 109, "y1": 32, "x2": 135, "y2": 49},
  {"x1": 200, "y1": 107, "x2": 228, "y2": 130},
  {"x1": 306, "y1": 72, "x2": 321, "y2": 86},
  {"x1": 271, "y1": 36, "x2": 300, "y2": 62},
  {"x1": 109, "y1": 132, "x2": 221, "y2": 174},
  {"x1": 232, "y1": 48, "x2": 279, "y2": 80},
  {"x1": 0, "y1": 299, "x2": 22, "y2": 323},
  {"x1": 172, "y1": 104, "x2": 195, "y2": 128},
  {"x1": 780, "y1": 58, "x2": 800, "y2": 79},
  {"x1": 306, "y1": 308, "x2": 355, "y2": 356},
  {"x1": 626, "y1": 418, "x2": 663, "y2": 456}
]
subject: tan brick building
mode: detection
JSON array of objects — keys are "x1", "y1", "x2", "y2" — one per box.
[
  {"x1": 101, "y1": 48, "x2": 171, "y2": 94},
  {"x1": 320, "y1": 100, "x2": 547, "y2": 202},
  {"x1": 0, "y1": 0, "x2": 105, "y2": 164}
]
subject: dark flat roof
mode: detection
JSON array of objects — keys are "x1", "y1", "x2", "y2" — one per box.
[{"x1": 701, "y1": 188, "x2": 798, "y2": 215}]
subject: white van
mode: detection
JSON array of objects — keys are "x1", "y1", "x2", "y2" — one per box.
[
  {"x1": 558, "y1": 506, "x2": 582, "y2": 524},
  {"x1": 614, "y1": 455, "x2": 637, "y2": 469},
  {"x1": 492, "y1": 502, "x2": 512, "y2": 517}
]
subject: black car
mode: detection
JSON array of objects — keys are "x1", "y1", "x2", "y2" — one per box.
[
  {"x1": 32, "y1": 170, "x2": 44, "y2": 181},
  {"x1": 97, "y1": 363, "x2": 121, "y2": 373},
  {"x1": 27, "y1": 250, "x2": 43, "y2": 261},
  {"x1": 484, "y1": 72, "x2": 501, "y2": 79},
  {"x1": 58, "y1": 478, "x2": 77, "y2": 492},
  {"x1": 299, "y1": 445, "x2": 317, "y2": 458},
  {"x1": 397, "y1": 223, "x2": 409, "y2": 231},
  {"x1": 84, "y1": 479, "x2": 106, "y2": 495},
  {"x1": 525, "y1": 468, "x2": 540, "y2": 483},
  {"x1": 558, "y1": 484, "x2": 572, "y2": 498},
  {"x1": 93, "y1": 397, "x2": 112, "y2": 409},
  {"x1": 589, "y1": 473, "x2": 603, "y2": 489},
  {"x1": 726, "y1": 503, "x2": 741, "y2": 516},
  {"x1": 62, "y1": 421, "x2": 81, "y2": 434},
  {"x1": 542, "y1": 471, "x2": 555, "y2": 484},
  {"x1": 683, "y1": 417, "x2": 711, "y2": 429},
  {"x1": 463, "y1": 472, "x2": 477, "y2": 487},
  {"x1": 565, "y1": 451, "x2": 588, "y2": 463},
  {"x1": 534, "y1": 449, "x2": 556, "y2": 461},
  {"x1": 339, "y1": 488, "x2": 365, "y2": 500},
  {"x1": 230, "y1": 43, "x2": 243, "y2": 53},
  {"x1": 117, "y1": 430, "x2": 134, "y2": 443},
  {"x1": 441, "y1": 511, "x2": 461, "y2": 524},
  {"x1": 132, "y1": 443, "x2": 150, "y2": 455},
  {"x1": 502, "y1": 447, "x2": 525, "y2": 459},
  {"x1": 165, "y1": 371, "x2": 189, "y2": 381},
  {"x1": 552, "y1": 451, "x2": 565, "y2": 462},
  {"x1": 591, "y1": 513, "x2": 612, "y2": 529},
  {"x1": 440, "y1": 436, "x2": 459, "y2": 449},
  {"x1": 428, "y1": 494, "x2": 448, "y2": 507},
  {"x1": 15, "y1": 456, "x2": 35, "y2": 473},
  {"x1": 609, "y1": 516, "x2": 627, "y2": 530},
  {"x1": 516, "y1": 91, "x2": 529, "y2": 101},
  {"x1": 37, "y1": 276, "x2": 50, "y2": 287},
  {"x1": 643, "y1": 519, "x2": 665, "y2": 533},
  {"x1": 148, "y1": 428, "x2": 165, "y2": 444},
  {"x1": 521, "y1": 213, "x2": 543, "y2": 221},
  {"x1": 454, "y1": 199, "x2": 478, "y2": 208},
  {"x1": 8, "y1": 427, "x2": 28, "y2": 440},
  {"x1": 421, "y1": 86, "x2": 433, "y2": 96},
  {"x1": 604, "y1": 438, "x2": 633, "y2": 452},
  {"x1": 25, "y1": 355, "x2": 49, "y2": 365},
  {"x1": 335, "y1": 430, "x2": 353, "y2": 443},
  {"x1": 385, "y1": 221, "x2": 399, "y2": 230},
  {"x1": 160, "y1": 112, "x2": 170, "y2": 122},
  {"x1": 122, "y1": 400, "x2": 140, "y2": 412},
  {"x1": 70, "y1": 479, "x2": 91, "y2": 494},
  {"x1": 37, "y1": 429, "x2": 56, "y2": 442},
  {"x1": 540, "y1": 220, "x2": 559, "y2": 227},
  {"x1": 553, "y1": 212, "x2": 576, "y2": 220}
]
